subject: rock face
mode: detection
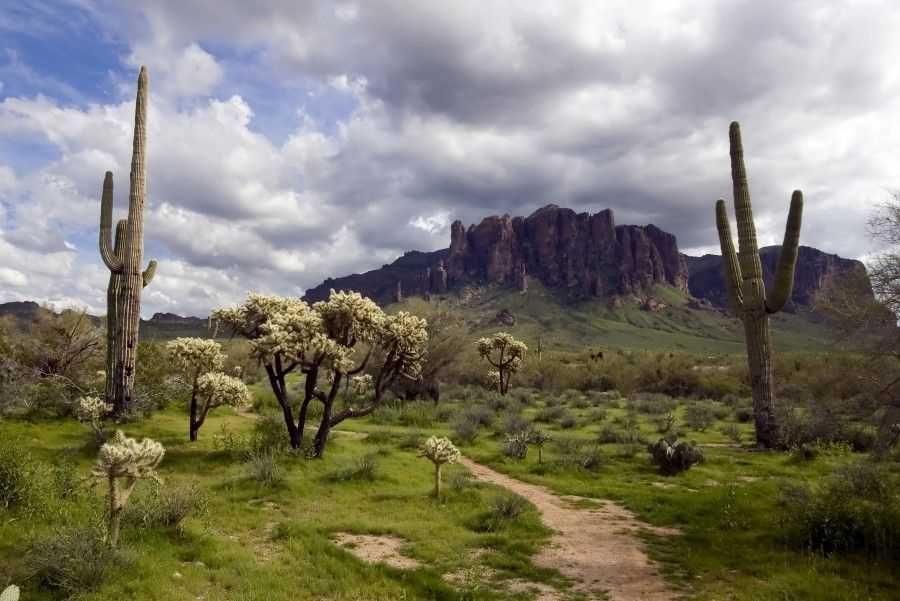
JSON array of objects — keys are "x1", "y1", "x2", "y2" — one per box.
[
  {"x1": 449, "y1": 205, "x2": 689, "y2": 296},
  {"x1": 685, "y1": 246, "x2": 871, "y2": 312}
]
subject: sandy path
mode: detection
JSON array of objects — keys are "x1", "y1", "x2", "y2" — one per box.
[{"x1": 457, "y1": 456, "x2": 678, "y2": 601}]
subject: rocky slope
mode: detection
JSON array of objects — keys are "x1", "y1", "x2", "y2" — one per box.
[{"x1": 685, "y1": 246, "x2": 870, "y2": 312}]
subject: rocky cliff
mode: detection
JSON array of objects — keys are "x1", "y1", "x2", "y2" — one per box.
[
  {"x1": 685, "y1": 245, "x2": 870, "y2": 312},
  {"x1": 304, "y1": 205, "x2": 689, "y2": 303},
  {"x1": 448, "y1": 205, "x2": 689, "y2": 296}
]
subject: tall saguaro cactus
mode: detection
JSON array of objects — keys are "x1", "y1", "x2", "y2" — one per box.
[
  {"x1": 99, "y1": 67, "x2": 157, "y2": 416},
  {"x1": 715, "y1": 122, "x2": 803, "y2": 448}
]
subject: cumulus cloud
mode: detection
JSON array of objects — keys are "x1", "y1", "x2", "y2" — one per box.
[{"x1": 0, "y1": 0, "x2": 898, "y2": 316}]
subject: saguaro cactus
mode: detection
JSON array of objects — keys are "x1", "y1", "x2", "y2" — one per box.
[
  {"x1": 99, "y1": 67, "x2": 156, "y2": 416},
  {"x1": 715, "y1": 121, "x2": 803, "y2": 448}
]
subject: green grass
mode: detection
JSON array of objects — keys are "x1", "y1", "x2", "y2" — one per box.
[
  {"x1": 0, "y1": 409, "x2": 558, "y2": 600},
  {"x1": 2, "y1": 387, "x2": 897, "y2": 600}
]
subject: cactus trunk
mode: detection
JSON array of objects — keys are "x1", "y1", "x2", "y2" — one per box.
[
  {"x1": 98, "y1": 67, "x2": 156, "y2": 417},
  {"x1": 714, "y1": 122, "x2": 803, "y2": 449},
  {"x1": 434, "y1": 463, "x2": 442, "y2": 501}
]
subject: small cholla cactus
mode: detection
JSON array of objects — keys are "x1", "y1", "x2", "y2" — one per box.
[
  {"x1": 417, "y1": 436, "x2": 461, "y2": 501},
  {"x1": 91, "y1": 430, "x2": 164, "y2": 548},
  {"x1": 526, "y1": 427, "x2": 550, "y2": 463},
  {"x1": 73, "y1": 395, "x2": 111, "y2": 439},
  {"x1": 502, "y1": 432, "x2": 530, "y2": 459},
  {"x1": 190, "y1": 372, "x2": 251, "y2": 440},
  {"x1": 349, "y1": 374, "x2": 373, "y2": 397},
  {"x1": 477, "y1": 333, "x2": 526, "y2": 395},
  {"x1": 0, "y1": 585, "x2": 20, "y2": 601},
  {"x1": 167, "y1": 337, "x2": 228, "y2": 441}
]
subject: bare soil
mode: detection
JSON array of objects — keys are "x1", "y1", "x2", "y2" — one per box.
[{"x1": 457, "y1": 456, "x2": 678, "y2": 601}]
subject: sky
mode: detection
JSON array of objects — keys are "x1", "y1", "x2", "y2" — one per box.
[{"x1": 1, "y1": 0, "x2": 899, "y2": 317}]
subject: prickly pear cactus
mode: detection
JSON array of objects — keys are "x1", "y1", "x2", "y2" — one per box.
[{"x1": 715, "y1": 121, "x2": 802, "y2": 448}]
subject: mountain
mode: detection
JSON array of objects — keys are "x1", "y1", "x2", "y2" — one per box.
[
  {"x1": 304, "y1": 204, "x2": 868, "y2": 313},
  {"x1": 684, "y1": 246, "x2": 870, "y2": 312},
  {"x1": 0, "y1": 302, "x2": 208, "y2": 340},
  {"x1": 304, "y1": 205, "x2": 690, "y2": 303}
]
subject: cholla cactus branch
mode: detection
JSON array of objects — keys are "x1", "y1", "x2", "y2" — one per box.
[
  {"x1": 73, "y1": 395, "x2": 110, "y2": 439},
  {"x1": 417, "y1": 436, "x2": 460, "y2": 500},
  {"x1": 91, "y1": 430, "x2": 164, "y2": 548}
]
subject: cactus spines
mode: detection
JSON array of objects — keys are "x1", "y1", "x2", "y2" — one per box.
[
  {"x1": 99, "y1": 67, "x2": 156, "y2": 417},
  {"x1": 715, "y1": 121, "x2": 803, "y2": 448}
]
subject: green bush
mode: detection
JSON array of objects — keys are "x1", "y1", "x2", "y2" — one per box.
[
  {"x1": 475, "y1": 493, "x2": 530, "y2": 531},
  {"x1": 397, "y1": 432, "x2": 424, "y2": 450},
  {"x1": 0, "y1": 443, "x2": 43, "y2": 513},
  {"x1": 124, "y1": 482, "x2": 205, "y2": 531},
  {"x1": 248, "y1": 413, "x2": 290, "y2": 455},
  {"x1": 778, "y1": 462, "x2": 899, "y2": 559},
  {"x1": 684, "y1": 401, "x2": 716, "y2": 431},
  {"x1": 326, "y1": 454, "x2": 379, "y2": 483},
  {"x1": 245, "y1": 450, "x2": 284, "y2": 486},
  {"x1": 647, "y1": 436, "x2": 705, "y2": 475},
  {"x1": 26, "y1": 521, "x2": 120, "y2": 597},
  {"x1": 628, "y1": 392, "x2": 677, "y2": 415}
]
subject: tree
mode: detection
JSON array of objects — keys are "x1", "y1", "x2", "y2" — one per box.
[
  {"x1": 714, "y1": 122, "x2": 802, "y2": 449},
  {"x1": 213, "y1": 290, "x2": 427, "y2": 457},
  {"x1": 817, "y1": 193, "x2": 900, "y2": 450},
  {"x1": 477, "y1": 332, "x2": 527, "y2": 395},
  {"x1": 192, "y1": 372, "x2": 251, "y2": 437},
  {"x1": 166, "y1": 338, "x2": 226, "y2": 441}
]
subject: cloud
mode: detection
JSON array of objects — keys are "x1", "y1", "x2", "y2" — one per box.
[{"x1": 0, "y1": 0, "x2": 898, "y2": 317}]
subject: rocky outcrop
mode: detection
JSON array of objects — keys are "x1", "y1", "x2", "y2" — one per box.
[
  {"x1": 685, "y1": 246, "x2": 871, "y2": 312},
  {"x1": 449, "y1": 205, "x2": 689, "y2": 296}
]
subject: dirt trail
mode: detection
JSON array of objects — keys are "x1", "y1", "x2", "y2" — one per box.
[{"x1": 457, "y1": 456, "x2": 678, "y2": 601}]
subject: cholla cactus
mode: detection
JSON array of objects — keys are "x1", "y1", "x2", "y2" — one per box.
[
  {"x1": 477, "y1": 332, "x2": 527, "y2": 395},
  {"x1": 349, "y1": 373, "x2": 374, "y2": 397},
  {"x1": 167, "y1": 338, "x2": 227, "y2": 441},
  {"x1": 191, "y1": 372, "x2": 251, "y2": 437},
  {"x1": 526, "y1": 427, "x2": 550, "y2": 463},
  {"x1": 73, "y1": 395, "x2": 111, "y2": 439},
  {"x1": 417, "y1": 436, "x2": 460, "y2": 500},
  {"x1": 502, "y1": 432, "x2": 529, "y2": 459},
  {"x1": 213, "y1": 290, "x2": 427, "y2": 458},
  {"x1": 1, "y1": 585, "x2": 20, "y2": 601},
  {"x1": 91, "y1": 430, "x2": 164, "y2": 548}
]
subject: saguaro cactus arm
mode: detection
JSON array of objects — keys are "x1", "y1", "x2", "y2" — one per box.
[
  {"x1": 766, "y1": 190, "x2": 804, "y2": 313},
  {"x1": 729, "y1": 122, "x2": 762, "y2": 276},
  {"x1": 99, "y1": 172, "x2": 124, "y2": 273},
  {"x1": 142, "y1": 259, "x2": 157, "y2": 287},
  {"x1": 715, "y1": 199, "x2": 744, "y2": 313}
]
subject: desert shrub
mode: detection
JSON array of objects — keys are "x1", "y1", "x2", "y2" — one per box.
[
  {"x1": 476, "y1": 493, "x2": 530, "y2": 531},
  {"x1": 364, "y1": 430, "x2": 395, "y2": 445},
  {"x1": 26, "y1": 521, "x2": 120, "y2": 597},
  {"x1": 450, "y1": 407, "x2": 490, "y2": 443},
  {"x1": 735, "y1": 406, "x2": 754, "y2": 423},
  {"x1": 534, "y1": 405, "x2": 566, "y2": 423},
  {"x1": 0, "y1": 444, "x2": 44, "y2": 513},
  {"x1": 652, "y1": 413, "x2": 676, "y2": 434},
  {"x1": 326, "y1": 454, "x2": 379, "y2": 482},
  {"x1": 684, "y1": 401, "x2": 716, "y2": 431},
  {"x1": 585, "y1": 407, "x2": 607, "y2": 423},
  {"x1": 447, "y1": 471, "x2": 474, "y2": 492},
  {"x1": 553, "y1": 436, "x2": 585, "y2": 456},
  {"x1": 720, "y1": 424, "x2": 743, "y2": 444},
  {"x1": 501, "y1": 433, "x2": 529, "y2": 459},
  {"x1": 597, "y1": 425, "x2": 621, "y2": 444},
  {"x1": 212, "y1": 423, "x2": 245, "y2": 459},
  {"x1": 124, "y1": 482, "x2": 205, "y2": 531},
  {"x1": 628, "y1": 392, "x2": 677, "y2": 415},
  {"x1": 559, "y1": 413, "x2": 577, "y2": 429},
  {"x1": 398, "y1": 432, "x2": 424, "y2": 450},
  {"x1": 248, "y1": 413, "x2": 290, "y2": 455},
  {"x1": 647, "y1": 437, "x2": 705, "y2": 474},
  {"x1": 844, "y1": 424, "x2": 877, "y2": 453},
  {"x1": 502, "y1": 411, "x2": 530, "y2": 436},
  {"x1": 509, "y1": 387, "x2": 535, "y2": 406},
  {"x1": 778, "y1": 461, "x2": 899, "y2": 558},
  {"x1": 245, "y1": 450, "x2": 284, "y2": 486},
  {"x1": 398, "y1": 400, "x2": 436, "y2": 427},
  {"x1": 777, "y1": 381, "x2": 814, "y2": 404},
  {"x1": 571, "y1": 395, "x2": 590, "y2": 409},
  {"x1": 371, "y1": 402, "x2": 402, "y2": 424},
  {"x1": 582, "y1": 373, "x2": 617, "y2": 392},
  {"x1": 588, "y1": 390, "x2": 621, "y2": 406},
  {"x1": 556, "y1": 446, "x2": 606, "y2": 472}
]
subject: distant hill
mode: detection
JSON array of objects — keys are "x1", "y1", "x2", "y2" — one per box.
[{"x1": 0, "y1": 302, "x2": 209, "y2": 340}]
